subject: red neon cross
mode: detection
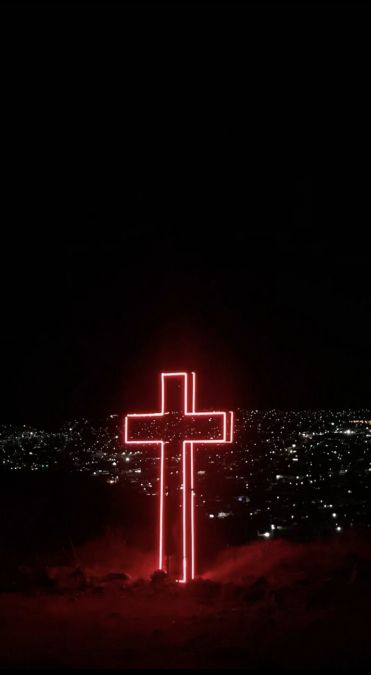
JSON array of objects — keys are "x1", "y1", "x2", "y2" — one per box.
[{"x1": 124, "y1": 372, "x2": 233, "y2": 583}]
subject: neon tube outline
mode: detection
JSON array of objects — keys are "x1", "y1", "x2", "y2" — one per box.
[{"x1": 124, "y1": 371, "x2": 234, "y2": 582}]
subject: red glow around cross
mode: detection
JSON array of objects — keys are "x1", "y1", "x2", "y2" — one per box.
[{"x1": 124, "y1": 372, "x2": 233, "y2": 583}]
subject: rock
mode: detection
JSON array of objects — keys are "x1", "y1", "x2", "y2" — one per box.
[
  {"x1": 102, "y1": 571, "x2": 131, "y2": 582},
  {"x1": 189, "y1": 578, "x2": 221, "y2": 603},
  {"x1": 46, "y1": 565, "x2": 89, "y2": 591},
  {"x1": 150, "y1": 569, "x2": 168, "y2": 584}
]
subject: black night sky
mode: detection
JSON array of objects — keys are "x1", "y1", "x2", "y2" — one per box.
[{"x1": 0, "y1": 4, "x2": 369, "y2": 426}]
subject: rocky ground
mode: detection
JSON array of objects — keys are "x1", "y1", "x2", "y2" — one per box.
[{"x1": 1, "y1": 535, "x2": 371, "y2": 669}]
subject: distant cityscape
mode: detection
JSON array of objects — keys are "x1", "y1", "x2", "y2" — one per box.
[{"x1": 1, "y1": 410, "x2": 371, "y2": 541}]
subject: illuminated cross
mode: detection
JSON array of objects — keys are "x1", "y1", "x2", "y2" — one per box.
[{"x1": 124, "y1": 371, "x2": 233, "y2": 583}]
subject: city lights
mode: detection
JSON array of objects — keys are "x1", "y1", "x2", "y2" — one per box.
[{"x1": 1, "y1": 408, "x2": 370, "y2": 551}]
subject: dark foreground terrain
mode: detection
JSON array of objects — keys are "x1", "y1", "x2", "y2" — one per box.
[{"x1": 1, "y1": 534, "x2": 371, "y2": 669}]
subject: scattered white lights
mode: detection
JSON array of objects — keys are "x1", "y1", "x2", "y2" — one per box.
[
  {"x1": 1, "y1": 408, "x2": 370, "y2": 542},
  {"x1": 217, "y1": 512, "x2": 231, "y2": 519}
]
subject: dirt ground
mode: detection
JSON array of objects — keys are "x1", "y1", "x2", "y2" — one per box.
[{"x1": 1, "y1": 535, "x2": 371, "y2": 669}]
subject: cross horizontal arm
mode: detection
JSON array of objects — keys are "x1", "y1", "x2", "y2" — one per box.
[{"x1": 125, "y1": 411, "x2": 233, "y2": 444}]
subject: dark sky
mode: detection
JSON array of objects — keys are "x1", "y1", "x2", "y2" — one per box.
[{"x1": 0, "y1": 4, "x2": 369, "y2": 425}]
